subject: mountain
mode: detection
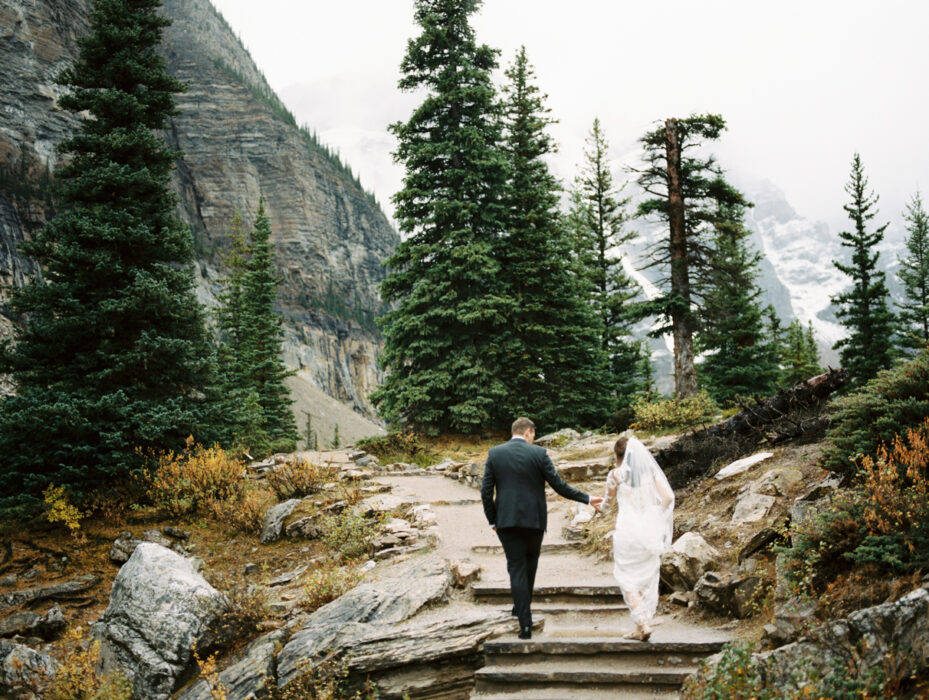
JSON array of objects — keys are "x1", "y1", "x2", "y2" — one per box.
[{"x1": 0, "y1": 0, "x2": 399, "y2": 421}]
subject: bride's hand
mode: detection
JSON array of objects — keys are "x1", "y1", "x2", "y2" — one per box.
[{"x1": 589, "y1": 496, "x2": 604, "y2": 512}]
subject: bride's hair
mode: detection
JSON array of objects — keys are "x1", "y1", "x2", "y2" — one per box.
[{"x1": 613, "y1": 436, "x2": 629, "y2": 464}]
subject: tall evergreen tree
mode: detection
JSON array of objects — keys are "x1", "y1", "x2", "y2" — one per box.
[
  {"x1": 572, "y1": 119, "x2": 646, "y2": 414},
  {"x1": 697, "y1": 202, "x2": 779, "y2": 403},
  {"x1": 497, "y1": 48, "x2": 609, "y2": 429},
  {"x1": 897, "y1": 190, "x2": 929, "y2": 353},
  {"x1": 831, "y1": 154, "x2": 896, "y2": 387},
  {"x1": 779, "y1": 319, "x2": 822, "y2": 386},
  {"x1": 0, "y1": 0, "x2": 216, "y2": 513},
  {"x1": 635, "y1": 115, "x2": 749, "y2": 397},
  {"x1": 373, "y1": 0, "x2": 511, "y2": 434}
]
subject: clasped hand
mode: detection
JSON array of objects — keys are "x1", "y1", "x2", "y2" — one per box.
[{"x1": 589, "y1": 496, "x2": 604, "y2": 512}]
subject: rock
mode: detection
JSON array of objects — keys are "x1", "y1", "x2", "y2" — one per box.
[
  {"x1": 449, "y1": 560, "x2": 482, "y2": 588},
  {"x1": 111, "y1": 532, "x2": 142, "y2": 564},
  {"x1": 355, "y1": 455, "x2": 379, "y2": 468},
  {"x1": 277, "y1": 555, "x2": 451, "y2": 685},
  {"x1": 694, "y1": 571, "x2": 763, "y2": 619},
  {"x1": 175, "y1": 630, "x2": 286, "y2": 700},
  {"x1": 570, "y1": 503, "x2": 596, "y2": 526},
  {"x1": 374, "y1": 543, "x2": 427, "y2": 561},
  {"x1": 660, "y1": 532, "x2": 720, "y2": 592},
  {"x1": 554, "y1": 458, "x2": 612, "y2": 482},
  {"x1": 799, "y1": 472, "x2": 844, "y2": 501},
  {"x1": 750, "y1": 587, "x2": 929, "y2": 692},
  {"x1": 347, "y1": 449, "x2": 367, "y2": 461},
  {"x1": 0, "y1": 605, "x2": 66, "y2": 641},
  {"x1": 0, "y1": 640, "x2": 57, "y2": 700},
  {"x1": 410, "y1": 504, "x2": 437, "y2": 528},
  {"x1": 284, "y1": 515, "x2": 321, "y2": 540},
  {"x1": 282, "y1": 607, "x2": 512, "y2": 697},
  {"x1": 0, "y1": 574, "x2": 100, "y2": 612},
  {"x1": 561, "y1": 525, "x2": 586, "y2": 542},
  {"x1": 356, "y1": 494, "x2": 412, "y2": 517},
  {"x1": 714, "y1": 452, "x2": 774, "y2": 479},
  {"x1": 787, "y1": 501, "x2": 818, "y2": 545},
  {"x1": 162, "y1": 527, "x2": 190, "y2": 541},
  {"x1": 535, "y1": 428, "x2": 581, "y2": 447},
  {"x1": 268, "y1": 566, "x2": 307, "y2": 587},
  {"x1": 749, "y1": 468, "x2": 804, "y2": 497},
  {"x1": 93, "y1": 543, "x2": 227, "y2": 700},
  {"x1": 737, "y1": 522, "x2": 788, "y2": 563},
  {"x1": 340, "y1": 469, "x2": 367, "y2": 481},
  {"x1": 765, "y1": 597, "x2": 819, "y2": 646},
  {"x1": 259, "y1": 498, "x2": 302, "y2": 544},
  {"x1": 0, "y1": 575, "x2": 16, "y2": 588},
  {"x1": 243, "y1": 563, "x2": 259, "y2": 576},
  {"x1": 384, "y1": 518, "x2": 414, "y2": 535},
  {"x1": 669, "y1": 591, "x2": 692, "y2": 607},
  {"x1": 731, "y1": 492, "x2": 776, "y2": 525}
]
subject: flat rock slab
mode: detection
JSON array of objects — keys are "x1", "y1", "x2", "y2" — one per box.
[
  {"x1": 731, "y1": 492, "x2": 776, "y2": 525},
  {"x1": 175, "y1": 630, "x2": 285, "y2": 700},
  {"x1": 0, "y1": 574, "x2": 100, "y2": 612},
  {"x1": 277, "y1": 555, "x2": 451, "y2": 685},
  {"x1": 715, "y1": 452, "x2": 773, "y2": 479}
]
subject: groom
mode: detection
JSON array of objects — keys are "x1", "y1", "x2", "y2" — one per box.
[{"x1": 481, "y1": 417, "x2": 603, "y2": 639}]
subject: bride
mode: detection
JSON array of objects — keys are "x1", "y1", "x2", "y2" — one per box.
[{"x1": 601, "y1": 435, "x2": 675, "y2": 641}]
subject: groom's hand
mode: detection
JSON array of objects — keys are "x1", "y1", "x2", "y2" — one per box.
[{"x1": 589, "y1": 496, "x2": 604, "y2": 512}]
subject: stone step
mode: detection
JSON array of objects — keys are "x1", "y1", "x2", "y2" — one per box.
[
  {"x1": 471, "y1": 542, "x2": 581, "y2": 555},
  {"x1": 491, "y1": 603, "x2": 628, "y2": 614},
  {"x1": 473, "y1": 664, "x2": 693, "y2": 691},
  {"x1": 472, "y1": 584, "x2": 625, "y2": 605},
  {"x1": 472, "y1": 686, "x2": 680, "y2": 700},
  {"x1": 483, "y1": 639, "x2": 718, "y2": 672}
]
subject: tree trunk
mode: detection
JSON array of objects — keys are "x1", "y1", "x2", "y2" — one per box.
[{"x1": 665, "y1": 118, "x2": 698, "y2": 397}]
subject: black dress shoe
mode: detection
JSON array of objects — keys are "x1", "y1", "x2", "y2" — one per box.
[{"x1": 518, "y1": 626, "x2": 532, "y2": 639}]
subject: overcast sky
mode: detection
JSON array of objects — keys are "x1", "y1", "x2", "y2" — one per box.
[{"x1": 209, "y1": 0, "x2": 929, "y2": 235}]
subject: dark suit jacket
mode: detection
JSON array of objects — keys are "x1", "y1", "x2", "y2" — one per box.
[{"x1": 481, "y1": 438, "x2": 590, "y2": 531}]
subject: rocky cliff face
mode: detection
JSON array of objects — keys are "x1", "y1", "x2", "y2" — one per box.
[{"x1": 0, "y1": 0, "x2": 399, "y2": 416}]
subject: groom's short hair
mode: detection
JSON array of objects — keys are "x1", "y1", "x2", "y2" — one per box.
[{"x1": 511, "y1": 417, "x2": 535, "y2": 435}]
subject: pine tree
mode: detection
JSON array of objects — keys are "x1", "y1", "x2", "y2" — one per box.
[
  {"x1": 635, "y1": 115, "x2": 749, "y2": 397},
  {"x1": 897, "y1": 190, "x2": 929, "y2": 353},
  {"x1": 572, "y1": 119, "x2": 646, "y2": 416},
  {"x1": 496, "y1": 47, "x2": 609, "y2": 429},
  {"x1": 831, "y1": 154, "x2": 896, "y2": 387},
  {"x1": 240, "y1": 201, "x2": 297, "y2": 452},
  {"x1": 373, "y1": 0, "x2": 511, "y2": 434},
  {"x1": 697, "y1": 202, "x2": 779, "y2": 403},
  {"x1": 780, "y1": 320, "x2": 822, "y2": 386},
  {"x1": 215, "y1": 203, "x2": 297, "y2": 455},
  {"x1": 0, "y1": 0, "x2": 216, "y2": 513}
]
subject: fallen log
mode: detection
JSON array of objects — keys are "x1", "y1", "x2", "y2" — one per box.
[{"x1": 657, "y1": 369, "x2": 849, "y2": 488}]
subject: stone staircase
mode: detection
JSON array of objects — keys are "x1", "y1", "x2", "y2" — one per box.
[{"x1": 469, "y1": 584, "x2": 728, "y2": 700}]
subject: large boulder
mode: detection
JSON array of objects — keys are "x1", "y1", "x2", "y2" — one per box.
[
  {"x1": 535, "y1": 428, "x2": 581, "y2": 447},
  {"x1": 660, "y1": 532, "x2": 720, "y2": 592},
  {"x1": 753, "y1": 586, "x2": 929, "y2": 692},
  {"x1": 277, "y1": 555, "x2": 451, "y2": 686},
  {"x1": 0, "y1": 641, "x2": 57, "y2": 700},
  {"x1": 175, "y1": 630, "x2": 286, "y2": 700},
  {"x1": 93, "y1": 543, "x2": 228, "y2": 700}
]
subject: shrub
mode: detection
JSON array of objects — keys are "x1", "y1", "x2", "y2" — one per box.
[
  {"x1": 630, "y1": 391, "x2": 718, "y2": 432},
  {"x1": 265, "y1": 459, "x2": 338, "y2": 500},
  {"x1": 319, "y1": 509, "x2": 381, "y2": 561},
  {"x1": 207, "y1": 486, "x2": 274, "y2": 535},
  {"x1": 356, "y1": 430, "x2": 432, "y2": 467},
  {"x1": 302, "y1": 561, "x2": 361, "y2": 612},
  {"x1": 43, "y1": 484, "x2": 85, "y2": 538},
  {"x1": 683, "y1": 641, "x2": 771, "y2": 699},
  {"x1": 210, "y1": 579, "x2": 270, "y2": 648},
  {"x1": 142, "y1": 438, "x2": 247, "y2": 518},
  {"x1": 45, "y1": 628, "x2": 132, "y2": 700},
  {"x1": 822, "y1": 349, "x2": 929, "y2": 474},
  {"x1": 268, "y1": 654, "x2": 377, "y2": 699}
]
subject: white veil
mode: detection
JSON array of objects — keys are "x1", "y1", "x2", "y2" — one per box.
[{"x1": 614, "y1": 437, "x2": 675, "y2": 555}]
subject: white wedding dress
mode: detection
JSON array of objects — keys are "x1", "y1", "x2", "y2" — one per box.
[{"x1": 602, "y1": 438, "x2": 675, "y2": 628}]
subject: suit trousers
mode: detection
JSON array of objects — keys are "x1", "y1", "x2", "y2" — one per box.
[{"x1": 496, "y1": 526, "x2": 545, "y2": 629}]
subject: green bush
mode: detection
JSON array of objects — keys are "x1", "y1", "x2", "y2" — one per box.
[
  {"x1": 630, "y1": 391, "x2": 718, "y2": 432},
  {"x1": 822, "y1": 349, "x2": 929, "y2": 474},
  {"x1": 355, "y1": 431, "x2": 433, "y2": 467},
  {"x1": 319, "y1": 509, "x2": 381, "y2": 561}
]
